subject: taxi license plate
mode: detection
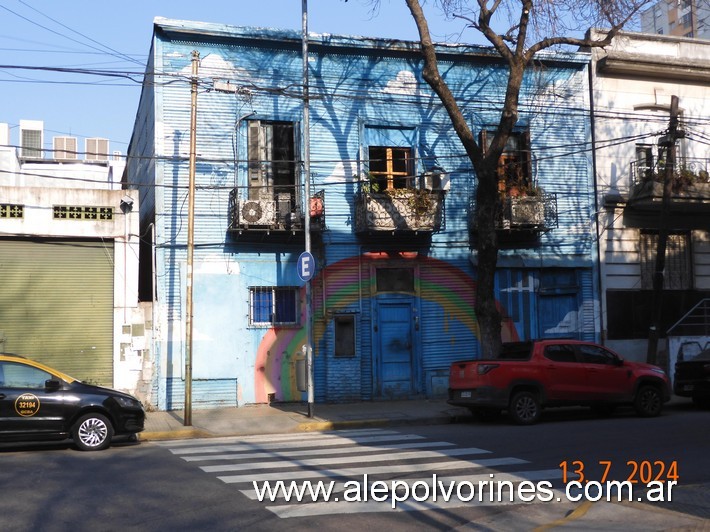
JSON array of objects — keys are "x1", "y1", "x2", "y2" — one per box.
[{"x1": 460, "y1": 391, "x2": 472, "y2": 398}]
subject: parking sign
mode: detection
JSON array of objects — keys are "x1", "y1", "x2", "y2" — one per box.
[{"x1": 297, "y1": 251, "x2": 315, "y2": 282}]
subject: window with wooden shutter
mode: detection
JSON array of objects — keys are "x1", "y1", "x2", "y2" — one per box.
[
  {"x1": 247, "y1": 121, "x2": 296, "y2": 200},
  {"x1": 481, "y1": 130, "x2": 532, "y2": 195}
]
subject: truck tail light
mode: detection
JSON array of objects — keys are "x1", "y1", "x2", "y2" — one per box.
[{"x1": 477, "y1": 363, "x2": 499, "y2": 375}]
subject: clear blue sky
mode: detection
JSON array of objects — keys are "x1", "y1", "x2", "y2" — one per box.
[{"x1": 0, "y1": 0, "x2": 472, "y2": 154}]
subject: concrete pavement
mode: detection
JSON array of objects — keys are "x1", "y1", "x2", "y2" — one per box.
[{"x1": 139, "y1": 398, "x2": 472, "y2": 441}]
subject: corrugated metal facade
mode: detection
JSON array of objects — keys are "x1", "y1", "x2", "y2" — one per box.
[
  {"x1": 0, "y1": 238, "x2": 114, "y2": 385},
  {"x1": 126, "y1": 20, "x2": 599, "y2": 409}
]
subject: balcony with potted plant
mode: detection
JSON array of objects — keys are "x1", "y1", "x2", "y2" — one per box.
[
  {"x1": 625, "y1": 156, "x2": 710, "y2": 229},
  {"x1": 354, "y1": 173, "x2": 445, "y2": 234}
]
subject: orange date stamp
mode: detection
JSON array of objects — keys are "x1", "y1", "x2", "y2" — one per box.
[{"x1": 559, "y1": 460, "x2": 679, "y2": 484}]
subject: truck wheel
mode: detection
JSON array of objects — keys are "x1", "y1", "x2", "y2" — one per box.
[
  {"x1": 72, "y1": 413, "x2": 114, "y2": 451},
  {"x1": 508, "y1": 391, "x2": 541, "y2": 425},
  {"x1": 634, "y1": 386, "x2": 663, "y2": 417},
  {"x1": 470, "y1": 407, "x2": 501, "y2": 422}
]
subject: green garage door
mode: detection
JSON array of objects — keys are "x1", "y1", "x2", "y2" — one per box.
[{"x1": 0, "y1": 238, "x2": 114, "y2": 386}]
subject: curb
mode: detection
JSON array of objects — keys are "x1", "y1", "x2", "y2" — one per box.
[
  {"x1": 138, "y1": 428, "x2": 212, "y2": 442},
  {"x1": 138, "y1": 413, "x2": 468, "y2": 441}
]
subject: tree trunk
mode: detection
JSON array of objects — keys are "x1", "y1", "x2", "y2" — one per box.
[{"x1": 474, "y1": 162, "x2": 503, "y2": 357}]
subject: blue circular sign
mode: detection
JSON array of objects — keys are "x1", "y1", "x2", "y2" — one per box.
[{"x1": 297, "y1": 251, "x2": 315, "y2": 282}]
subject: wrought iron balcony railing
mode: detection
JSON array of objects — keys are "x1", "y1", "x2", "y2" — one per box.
[
  {"x1": 354, "y1": 188, "x2": 445, "y2": 233},
  {"x1": 629, "y1": 157, "x2": 710, "y2": 200},
  {"x1": 228, "y1": 186, "x2": 325, "y2": 233}
]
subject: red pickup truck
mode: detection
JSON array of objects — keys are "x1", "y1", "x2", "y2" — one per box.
[{"x1": 448, "y1": 339, "x2": 671, "y2": 424}]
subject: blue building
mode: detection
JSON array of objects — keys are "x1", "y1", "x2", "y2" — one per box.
[{"x1": 126, "y1": 18, "x2": 599, "y2": 410}]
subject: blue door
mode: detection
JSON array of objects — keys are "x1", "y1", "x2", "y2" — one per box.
[
  {"x1": 376, "y1": 302, "x2": 414, "y2": 398},
  {"x1": 538, "y1": 270, "x2": 580, "y2": 339}
]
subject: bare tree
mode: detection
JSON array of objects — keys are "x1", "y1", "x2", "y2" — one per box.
[{"x1": 379, "y1": 0, "x2": 652, "y2": 357}]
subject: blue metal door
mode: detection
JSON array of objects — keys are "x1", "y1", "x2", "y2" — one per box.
[
  {"x1": 376, "y1": 302, "x2": 414, "y2": 398},
  {"x1": 538, "y1": 270, "x2": 580, "y2": 339}
]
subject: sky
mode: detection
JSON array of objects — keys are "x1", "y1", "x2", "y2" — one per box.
[{"x1": 0, "y1": 0, "x2": 475, "y2": 156}]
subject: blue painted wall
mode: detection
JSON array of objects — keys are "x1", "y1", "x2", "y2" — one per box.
[{"x1": 126, "y1": 19, "x2": 598, "y2": 409}]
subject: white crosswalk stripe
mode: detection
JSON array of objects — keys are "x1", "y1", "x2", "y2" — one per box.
[{"x1": 162, "y1": 428, "x2": 566, "y2": 519}]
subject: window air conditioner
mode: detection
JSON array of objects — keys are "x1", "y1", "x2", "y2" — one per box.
[{"x1": 239, "y1": 200, "x2": 276, "y2": 226}]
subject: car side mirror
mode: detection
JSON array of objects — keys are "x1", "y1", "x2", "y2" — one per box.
[
  {"x1": 45, "y1": 379, "x2": 61, "y2": 391},
  {"x1": 614, "y1": 357, "x2": 624, "y2": 367}
]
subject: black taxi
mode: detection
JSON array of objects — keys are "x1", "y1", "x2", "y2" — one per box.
[{"x1": 0, "y1": 353, "x2": 145, "y2": 451}]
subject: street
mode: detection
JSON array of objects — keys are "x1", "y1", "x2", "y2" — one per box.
[{"x1": 1, "y1": 401, "x2": 708, "y2": 531}]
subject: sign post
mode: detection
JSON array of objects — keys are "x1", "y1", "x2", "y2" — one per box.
[{"x1": 298, "y1": 250, "x2": 315, "y2": 417}]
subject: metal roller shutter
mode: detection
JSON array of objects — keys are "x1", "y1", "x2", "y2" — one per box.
[{"x1": 0, "y1": 238, "x2": 114, "y2": 386}]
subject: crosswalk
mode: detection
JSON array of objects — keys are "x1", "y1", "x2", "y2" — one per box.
[{"x1": 158, "y1": 429, "x2": 568, "y2": 518}]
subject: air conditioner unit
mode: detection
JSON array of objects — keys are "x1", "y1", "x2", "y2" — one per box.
[
  {"x1": 20, "y1": 119, "x2": 43, "y2": 159},
  {"x1": 239, "y1": 199, "x2": 276, "y2": 226},
  {"x1": 420, "y1": 168, "x2": 450, "y2": 191},
  {"x1": 86, "y1": 137, "x2": 109, "y2": 161},
  {"x1": 53, "y1": 136, "x2": 78, "y2": 160},
  {"x1": 510, "y1": 198, "x2": 545, "y2": 227}
]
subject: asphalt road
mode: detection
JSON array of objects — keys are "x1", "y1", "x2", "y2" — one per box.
[{"x1": 1, "y1": 401, "x2": 708, "y2": 531}]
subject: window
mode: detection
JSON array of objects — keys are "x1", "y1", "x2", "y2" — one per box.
[
  {"x1": 635, "y1": 144, "x2": 654, "y2": 180},
  {"x1": 334, "y1": 315, "x2": 356, "y2": 357},
  {"x1": 640, "y1": 231, "x2": 692, "y2": 290},
  {"x1": 0, "y1": 362, "x2": 52, "y2": 389},
  {"x1": 368, "y1": 146, "x2": 414, "y2": 191},
  {"x1": 365, "y1": 125, "x2": 417, "y2": 192},
  {"x1": 376, "y1": 267, "x2": 415, "y2": 293},
  {"x1": 249, "y1": 287, "x2": 299, "y2": 326},
  {"x1": 544, "y1": 344, "x2": 577, "y2": 363},
  {"x1": 576, "y1": 345, "x2": 618, "y2": 366},
  {"x1": 481, "y1": 130, "x2": 532, "y2": 195},
  {"x1": 247, "y1": 121, "x2": 296, "y2": 200}
]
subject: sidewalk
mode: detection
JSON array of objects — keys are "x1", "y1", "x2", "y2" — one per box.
[{"x1": 139, "y1": 398, "x2": 473, "y2": 441}]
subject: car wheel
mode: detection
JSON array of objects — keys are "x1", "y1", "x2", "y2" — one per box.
[
  {"x1": 470, "y1": 407, "x2": 502, "y2": 422},
  {"x1": 508, "y1": 391, "x2": 541, "y2": 425},
  {"x1": 72, "y1": 413, "x2": 114, "y2": 451},
  {"x1": 634, "y1": 386, "x2": 663, "y2": 417}
]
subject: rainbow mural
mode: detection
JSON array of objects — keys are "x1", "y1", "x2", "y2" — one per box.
[{"x1": 253, "y1": 253, "x2": 519, "y2": 403}]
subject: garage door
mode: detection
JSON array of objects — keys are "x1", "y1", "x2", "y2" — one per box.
[{"x1": 0, "y1": 238, "x2": 114, "y2": 386}]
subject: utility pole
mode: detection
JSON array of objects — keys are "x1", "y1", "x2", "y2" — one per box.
[
  {"x1": 647, "y1": 95, "x2": 680, "y2": 366},
  {"x1": 302, "y1": 0, "x2": 315, "y2": 418},
  {"x1": 184, "y1": 50, "x2": 199, "y2": 426}
]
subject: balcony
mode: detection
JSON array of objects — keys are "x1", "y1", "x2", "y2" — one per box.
[
  {"x1": 470, "y1": 192, "x2": 557, "y2": 238},
  {"x1": 228, "y1": 187, "x2": 325, "y2": 239},
  {"x1": 502, "y1": 194, "x2": 557, "y2": 231},
  {"x1": 355, "y1": 189, "x2": 445, "y2": 234},
  {"x1": 625, "y1": 157, "x2": 710, "y2": 229}
]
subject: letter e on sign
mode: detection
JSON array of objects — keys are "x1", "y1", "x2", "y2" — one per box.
[{"x1": 298, "y1": 251, "x2": 315, "y2": 282}]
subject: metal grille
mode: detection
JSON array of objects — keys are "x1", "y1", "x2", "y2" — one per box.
[
  {"x1": 249, "y1": 286, "x2": 299, "y2": 326},
  {"x1": 0, "y1": 204, "x2": 23, "y2": 218},
  {"x1": 640, "y1": 231, "x2": 692, "y2": 290},
  {"x1": 53, "y1": 206, "x2": 114, "y2": 220}
]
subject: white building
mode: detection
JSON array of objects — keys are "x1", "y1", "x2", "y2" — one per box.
[
  {"x1": 588, "y1": 31, "x2": 710, "y2": 370},
  {"x1": 0, "y1": 120, "x2": 150, "y2": 401}
]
